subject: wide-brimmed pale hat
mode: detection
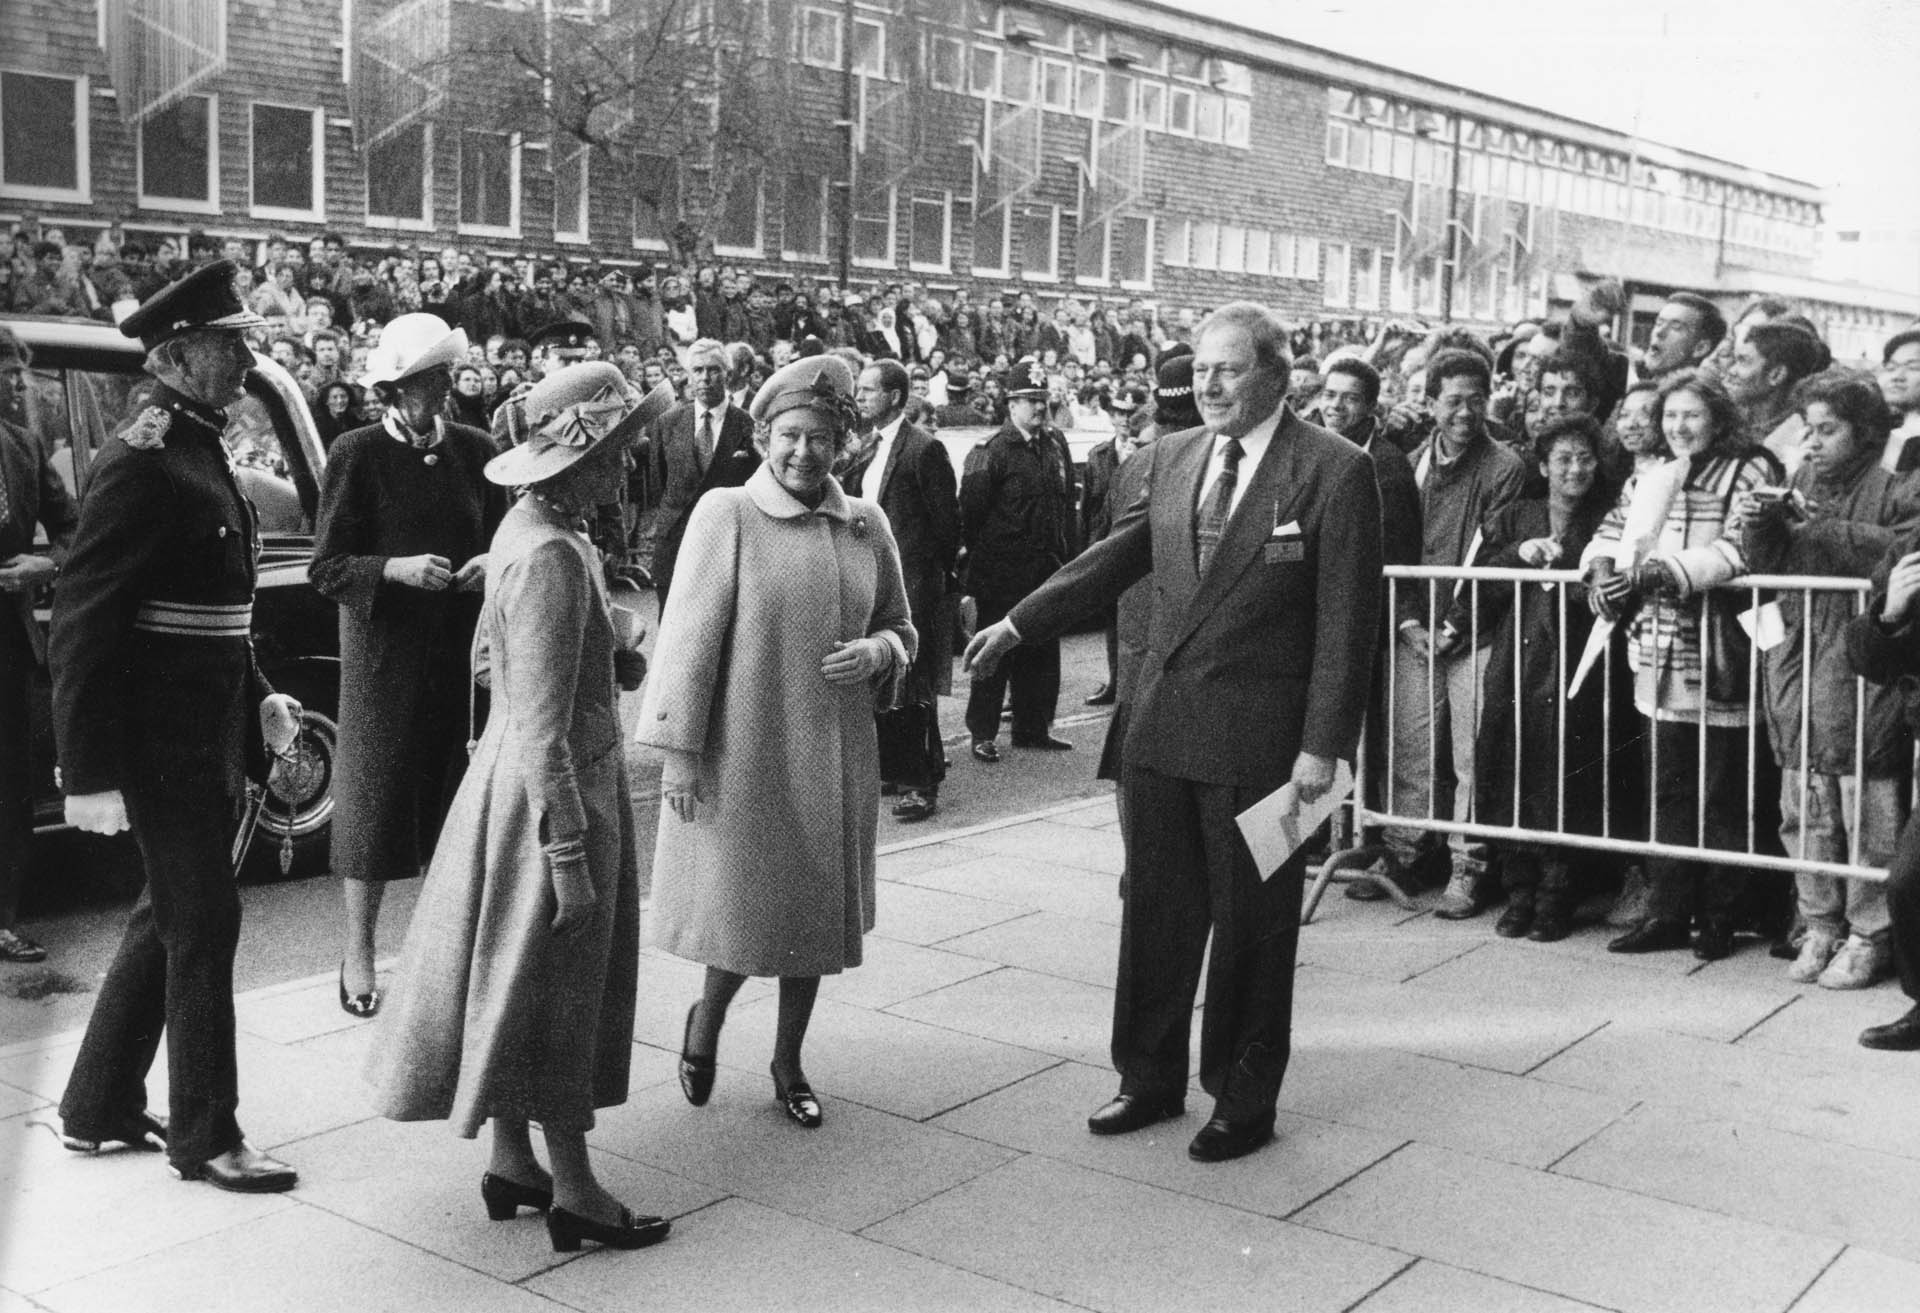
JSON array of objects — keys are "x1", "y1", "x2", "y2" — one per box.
[
  {"x1": 361, "y1": 312, "x2": 469, "y2": 389},
  {"x1": 749, "y1": 355, "x2": 859, "y2": 428},
  {"x1": 484, "y1": 362, "x2": 672, "y2": 487}
]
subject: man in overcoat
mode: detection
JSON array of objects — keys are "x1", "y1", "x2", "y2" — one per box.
[
  {"x1": 641, "y1": 337, "x2": 756, "y2": 606},
  {"x1": 51, "y1": 261, "x2": 305, "y2": 1191},
  {"x1": 967, "y1": 303, "x2": 1382, "y2": 1162},
  {"x1": 848, "y1": 360, "x2": 960, "y2": 822}
]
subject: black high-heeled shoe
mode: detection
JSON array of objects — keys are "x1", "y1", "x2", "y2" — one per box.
[
  {"x1": 481, "y1": 1171, "x2": 553, "y2": 1220},
  {"x1": 772, "y1": 1071, "x2": 823, "y2": 1129},
  {"x1": 338, "y1": 963, "x2": 380, "y2": 1019},
  {"x1": 678, "y1": 1002, "x2": 715, "y2": 1107},
  {"x1": 546, "y1": 1204, "x2": 671, "y2": 1252}
]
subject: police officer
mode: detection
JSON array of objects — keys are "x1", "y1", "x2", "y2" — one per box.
[
  {"x1": 53, "y1": 260, "x2": 305, "y2": 1193},
  {"x1": 959, "y1": 357, "x2": 1077, "y2": 761}
]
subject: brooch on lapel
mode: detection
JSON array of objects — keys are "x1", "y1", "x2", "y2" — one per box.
[
  {"x1": 849, "y1": 514, "x2": 870, "y2": 540},
  {"x1": 121, "y1": 407, "x2": 170, "y2": 451}
]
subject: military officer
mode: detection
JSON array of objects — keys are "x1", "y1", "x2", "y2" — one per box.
[{"x1": 53, "y1": 260, "x2": 305, "y2": 1193}]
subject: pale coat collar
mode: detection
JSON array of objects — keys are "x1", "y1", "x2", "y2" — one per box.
[{"x1": 746, "y1": 461, "x2": 854, "y2": 523}]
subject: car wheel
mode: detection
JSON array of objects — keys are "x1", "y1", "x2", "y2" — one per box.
[{"x1": 244, "y1": 681, "x2": 337, "y2": 883}]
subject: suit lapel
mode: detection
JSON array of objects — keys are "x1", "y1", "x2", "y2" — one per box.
[
  {"x1": 877, "y1": 428, "x2": 907, "y2": 503},
  {"x1": 1152, "y1": 428, "x2": 1212, "y2": 603},
  {"x1": 1173, "y1": 411, "x2": 1310, "y2": 648}
]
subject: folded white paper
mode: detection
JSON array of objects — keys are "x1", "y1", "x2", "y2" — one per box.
[
  {"x1": 1235, "y1": 761, "x2": 1354, "y2": 880},
  {"x1": 1737, "y1": 601, "x2": 1787, "y2": 651},
  {"x1": 1271, "y1": 520, "x2": 1301, "y2": 537}
]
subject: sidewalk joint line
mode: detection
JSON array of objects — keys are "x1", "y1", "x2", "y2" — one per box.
[
  {"x1": 1283, "y1": 1138, "x2": 1415, "y2": 1220},
  {"x1": 1519, "y1": 1018, "x2": 1613, "y2": 1077}
]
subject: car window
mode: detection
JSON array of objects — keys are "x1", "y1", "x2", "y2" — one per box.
[
  {"x1": 227, "y1": 390, "x2": 312, "y2": 534},
  {"x1": 23, "y1": 363, "x2": 146, "y2": 503}
]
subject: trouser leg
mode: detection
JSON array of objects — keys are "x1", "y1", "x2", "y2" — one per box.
[
  {"x1": 1384, "y1": 640, "x2": 1440, "y2": 863},
  {"x1": 965, "y1": 596, "x2": 1014, "y2": 742},
  {"x1": 1885, "y1": 807, "x2": 1920, "y2": 1003},
  {"x1": 1007, "y1": 636, "x2": 1061, "y2": 740},
  {"x1": 1443, "y1": 646, "x2": 1488, "y2": 869},
  {"x1": 59, "y1": 892, "x2": 167, "y2": 1135},
  {"x1": 0, "y1": 621, "x2": 32, "y2": 927},
  {"x1": 1782, "y1": 770, "x2": 1846, "y2": 937},
  {"x1": 1111, "y1": 767, "x2": 1213, "y2": 1096}
]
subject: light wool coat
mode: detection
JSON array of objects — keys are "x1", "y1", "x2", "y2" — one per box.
[
  {"x1": 638, "y1": 464, "x2": 915, "y2": 976},
  {"x1": 368, "y1": 500, "x2": 640, "y2": 1137}
]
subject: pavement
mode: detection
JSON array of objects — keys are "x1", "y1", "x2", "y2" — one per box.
[{"x1": 4, "y1": 795, "x2": 1919, "y2": 1312}]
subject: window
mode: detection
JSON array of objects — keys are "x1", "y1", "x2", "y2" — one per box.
[
  {"x1": 251, "y1": 104, "x2": 322, "y2": 219},
  {"x1": 1345, "y1": 125, "x2": 1370, "y2": 172},
  {"x1": 1414, "y1": 254, "x2": 1441, "y2": 316},
  {"x1": 1019, "y1": 203, "x2": 1057, "y2": 279},
  {"x1": 1223, "y1": 99, "x2": 1249, "y2": 148},
  {"x1": 1211, "y1": 59, "x2": 1252, "y2": 96},
  {"x1": 1, "y1": 70, "x2": 88, "y2": 202},
  {"x1": 782, "y1": 172, "x2": 826, "y2": 260},
  {"x1": 851, "y1": 17, "x2": 885, "y2": 76},
  {"x1": 1114, "y1": 214, "x2": 1151, "y2": 287},
  {"x1": 1390, "y1": 133, "x2": 1414, "y2": 182},
  {"x1": 1002, "y1": 49, "x2": 1035, "y2": 103},
  {"x1": 1322, "y1": 241, "x2": 1350, "y2": 306},
  {"x1": 908, "y1": 191, "x2": 950, "y2": 271},
  {"x1": 930, "y1": 34, "x2": 965, "y2": 90},
  {"x1": 715, "y1": 174, "x2": 762, "y2": 256},
  {"x1": 972, "y1": 203, "x2": 1009, "y2": 276},
  {"x1": 1195, "y1": 93, "x2": 1223, "y2": 142},
  {"x1": 1190, "y1": 220, "x2": 1218, "y2": 270},
  {"x1": 1245, "y1": 228, "x2": 1271, "y2": 275},
  {"x1": 1137, "y1": 81, "x2": 1165, "y2": 131},
  {"x1": 1160, "y1": 217, "x2": 1189, "y2": 267},
  {"x1": 1040, "y1": 58, "x2": 1071, "y2": 110},
  {"x1": 1354, "y1": 246, "x2": 1380, "y2": 310},
  {"x1": 969, "y1": 45, "x2": 1000, "y2": 98},
  {"x1": 1075, "y1": 66, "x2": 1102, "y2": 119},
  {"x1": 1369, "y1": 127, "x2": 1393, "y2": 177},
  {"x1": 1271, "y1": 231, "x2": 1295, "y2": 277},
  {"x1": 459, "y1": 129, "x2": 519, "y2": 234},
  {"x1": 1103, "y1": 72, "x2": 1133, "y2": 124},
  {"x1": 139, "y1": 94, "x2": 218, "y2": 212},
  {"x1": 853, "y1": 187, "x2": 894, "y2": 266},
  {"x1": 799, "y1": 7, "x2": 839, "y2": 67},
  {"x1": 1075, "y1": 217, "x2": 1108, "y2": 284},
  {"x1": 553, "y1": 146, "x2": 588, "y2": 242},
  {"x1": 1167, "y1": 86, "x2": 1194, "y2": 136},
  {"x1": 1324, "y1": 120, "x2": 1348, "y2": 167},
  {"x1": 631, "y1": 150, "x2": 679, "y2": 248},
  {"x1": 365, "y1": 123, "x2": 431, "y2": 227}
]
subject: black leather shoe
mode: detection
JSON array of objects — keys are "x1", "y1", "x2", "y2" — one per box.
[
  {"x1": 1086, "y1": 1091, "x2": 1185, "y2": 1136},
  {"x1": 678, "y1": 1002, "x2": 716, "y2": 1107},
  {"x1": 1084, "y1": 684, "x2": 1115, "y2": 706},
  {"x1": 62, "y1": 1111, "x2": 168, "y2": 1154},
  {"x1": 1011, "y1": 733, "x2": 1074, "y2": 751},
  {"x1": 547, "y1": 1204, "x2": 671, "y2": 1252},
  {"x1": 1859, "y1": 1005, "x2": 1920, "y2": 1051},
  {"x1": 1607, "y1": 918, "x2": 1691, "y2": 954},
  {"x1": 176, "y1": 1143, "x2": 298, "y2": 1193},
  {"x1": 773, "y1": 1073, "x2": 824, "y2": 1128},
  {"x1": 892, "y1": 791, "x2": 937, "y2": 823},
  {"x1": 1527, "y1": 905, "x2": 1572, "y2": 943},
  {"x1": 1188, "y1": 1108, "x2": 1277, "y2": 1163},
  {"x1": 482, "y1": 1171, "x2": 553, "y2": 1220},
  {"x1": 971, "y1": 739, "x2": 1001, "y2": 763},
  {"x1": 339, "y1": 962, "x2": 381, "y2": 1019},
  {"x1": 1494, "y1": 903, "x2": 1533, "y2": 939},
  {"x1": 1692, "y1": 916, "x2": 1735, "y2": 962}
]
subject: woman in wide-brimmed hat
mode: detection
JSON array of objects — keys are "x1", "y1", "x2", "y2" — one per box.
[
  {"x1": 639, "y1": 355, "x2": 915, "y2": 1132},
  {"x1": 370, "y1": 362, "x2": 674, "y2": 1255}
]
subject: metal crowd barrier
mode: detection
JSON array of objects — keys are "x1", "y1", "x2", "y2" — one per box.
[{"x1": 1306, "y1": 563, "x2": 1890, "y2": 923}]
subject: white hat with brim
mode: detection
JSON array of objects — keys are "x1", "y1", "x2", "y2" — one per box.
[
  {"x1": 360, "y1": 312, "x2": 470, "y2": 389},
  {"x1": 484, "y1": 367, "x2": 675, "y2": 487}
]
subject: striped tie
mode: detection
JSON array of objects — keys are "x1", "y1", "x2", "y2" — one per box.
[{"x1": 1194, "y1": 437, "x2": 1242, "y2": 575}]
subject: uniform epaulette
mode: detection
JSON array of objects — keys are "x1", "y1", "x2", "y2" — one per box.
[{"x1": 120, "y1": 406, "x2": 170, "y2": 451}]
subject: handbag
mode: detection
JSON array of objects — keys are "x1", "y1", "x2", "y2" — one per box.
[
  {"x1": 1702, "y1": 590, "x2": 1752, "y2": 706},
  {"x1": 876, "y1": 700, "x2": 941, "y2": 789}
]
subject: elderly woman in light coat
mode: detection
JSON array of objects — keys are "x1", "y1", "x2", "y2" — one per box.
[{"x1": 639, "y1": 355, "x2": 915, "y2": 1130}]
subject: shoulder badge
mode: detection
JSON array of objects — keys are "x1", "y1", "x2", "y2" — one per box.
[{"x1": 121, "y1": 406, "x2": 170, "y2": 451}]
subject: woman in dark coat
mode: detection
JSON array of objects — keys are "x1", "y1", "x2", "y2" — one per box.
[
  {"x1": 1463, "y1": 415, "x2": 1615, "y2": 941},
  {"x1": 314, "y1": 379, "x2": 362, "y2": 451},
  {"x1": 311, "y1": 313, "x2": 506, "y2": 1016}
]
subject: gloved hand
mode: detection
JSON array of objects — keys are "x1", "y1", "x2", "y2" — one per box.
[
  {"x1": 546, "y1": 841, "x2": 596, "y2": 935},
  {"x1": 66, "y1": 790, "x2": 130, "y2": 835},
  {"x1": 613, "y1": 649, "x2": 647, "y2": 692}
]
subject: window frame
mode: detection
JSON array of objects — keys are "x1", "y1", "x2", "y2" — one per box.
[
  {"x1": 0, "y1": 69, "x2": 91, "y2": 205},
  {"x1": 1039, "y1": 57, "x2": 1072, "y2": 112},
  {"x1": 247, "y1": 101, "x2": 325, "y2": 223},
  {"x1": 1074, "y1": 65, "x2": 1103, "y2": 120},
  {"x1": 781, "y1": 171, "x2": 829, "y2": 262},
  {"x1": 970, "y1": 200, "x2": 1011, "y2": 278},
  {"x1": 712, "y1": 173, "x2": 765, "y2": 258},
  {"x1": 1114, "y1": 213, "x2": 1153, "y2": 290},
  {"x1": 630, "y1": 149, "x2": 679, "y2": 251},
  {"x1": 1167, "y1": 85, "x2": 1195, "y2": 137},
  {"x1": 929, "y1": 33, "x2": 966, "y2": 91},
  {"x1": 1074, "y1": 215, "x2": 1110, "y2": 287},
  {"x1": 969, "y1": 44, "x2": 1001, "y2": 99},
  {"x1": 1322, "y1": 239, "x2": 1351, "y2": 307},
  {"x1": 798, "y1": 6, "x2": 841, "y2": 69},
  {"x1": 1223, "y1": 98, "x2": 1250, "y2": 148},
  {"x1": 851, "y1": 185, "x2": 896, "y2": 269},
  {"x1": 1019, "y1": 201, "x2": 1059, "y2": 281},
  {"x1": 1324, "y1": 119, "x2": 1348, "y2": 168},
  {"x1": 364, "y1": 121, "x2": 433, "y2": 230},
  {"x1": 1354, "y1": 245, "x2": 1380, "y2": 311},
  {"x1": 1136, "y1": 80, "x2": 1166, "y2": 131},
  {"x1": 1194, "y1": 91, "x2": 1223, "y2": 142},
  {"x1": 1160, "y1": 217, "x2": 1190, "y2": 269},
  {"x1": 851, "y1": 16, "x2": 886, "y2": 77},
  {"x1": 137, "y1": 92, "x2": 221, "y2": 215},
  {"x1": 907, "y1": 189, "x2": 952, "y2": 274},
  {"x1": 457, "y1": 127, "x2": 521, "y2": 238},
  {"x1": 552, "y1": 142, "x2": 590, "y2": 245}
]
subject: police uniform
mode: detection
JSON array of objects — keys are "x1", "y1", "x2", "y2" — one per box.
[
  {"x1": 52, "y1": 261, "x2": 288, "y2": 1184},
  {"x1": 959, "y1": 358, "x2": 1077, "y2": 749}
]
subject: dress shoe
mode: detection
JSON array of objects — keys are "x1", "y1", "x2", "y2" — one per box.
[
  {"x1": 0, "y1": 928, "x2": 47, "y2": 962},
  {"x1": 970, "y1": 739, "x2": 1001, "y2": 763},
  {"x1": 1011, "y1": 733, "x2": 1074, "y2": 751},
  {"x1": 1692, "y1": 915, "x2": 1735, "y2": 962},
  {"x1": 1188, "y1": 1108, "x2": 1276, "y2": 1163},
  {"x1": 891, "y1": 791, "x2": 937, "y2": 823},
  {"x1": 772, "y1": 1072, "x2": 824, "y2": 1128},
  {"x1": 62, "y1": 1111, "x2": 168, "y2": 1154},
  {"x1": 1607, "y1": 918, "x2": 1691, "y2": 954},
  {"x1": 1858, "y1": 1005, "x2": 1920, "y2": 1051},
  {"x1": 1493, "y1": 901, "x2": 1533, "y2": 938},
  {"x1": 678, "y1": 1003, "x2": 716, "y2": 1107},
  {"x1": 482, "y1": 1171, "x2": 553, "y2": 1220},
  {"x1": 1527, "y1": 903, "x2": 1572, "y2": 943},
  {"x1": 547, "y1": 1204, "x2": 671, "y2": 1252},
  {"x1": 176, "y1": 1143, "x2": 298, "y2": 1193},
  {"x1": 338, "y1": 962, "x2": 381, "y2": 1019},
  {"x1": 1084, "y1": 684, "x2": 1115, "y2": 706},
  {"x1": 1086, "y1": 1091, "x2": 1185, "y2": 1136}
]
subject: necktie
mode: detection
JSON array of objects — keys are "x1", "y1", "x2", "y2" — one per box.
[
  {"x1": 697, "y1": 411, "x2": 715, "y2": 467},
  {"x1": 1194, "y1": 437, "x2": 1243, "y2": 575}
]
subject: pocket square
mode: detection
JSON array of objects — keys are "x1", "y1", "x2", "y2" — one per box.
[{"x1": 1270, "y1": 521, "x2": 1302, "y2": 538}]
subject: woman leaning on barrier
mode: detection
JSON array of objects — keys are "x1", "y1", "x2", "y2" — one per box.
[
  {"x1": 1583, "y1": 370, "x2": 1784, "y2": 961},
  {"x1": 1739, "y1": 370, "x2": 1920, "y2": 990},
  {"x1": 1455, "y1": 415, "x2": 1616, "y2": 942}
]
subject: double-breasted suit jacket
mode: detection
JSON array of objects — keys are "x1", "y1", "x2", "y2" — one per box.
[
  {"x1": 643, "y1": 400, "x2": 757, "y2": 600},
  {"x1": 845, "y1": 421, "x2": 959, "y2": 695}
]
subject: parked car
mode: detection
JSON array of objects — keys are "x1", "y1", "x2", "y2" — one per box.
[{"x1": 6, "y1": 314, "x2": 339, "y2": 880}]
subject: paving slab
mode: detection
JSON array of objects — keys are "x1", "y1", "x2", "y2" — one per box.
[
  {"x1": 952, "y1": 820, "x2": 1128, "y2": 875},
  {"x1": 938, "y1": 910, "x2": 1121, "y2": 988},
  {"x1": 234, "y1": 976, "x2": 377, "y2": 1046},
  {"x1": 887, "y1": 965, "x2": 1114, "y2": 1066},
  {"x1": 27, "y1": 1204, "x2": 562, "y2": 1313},
  {"x1": 1295, "y1": 924, "x2": 1488, "y2": 983},
  {"x1": 1351, "y1": 1259, "x2": 1608, "y2": 1312},
  {"x1": 865, "y1": 1153, "x2": 1407, "y2": 1313},
  {"x1": 1735, "y1": 985, "x2": 1914, "y2": 1062},
  {"x1": 1790, "y1": 1246, "x2": 1920, "y2": 1313},
  {"x1": 863, "y1": 880, "x2": 1035, "y2": 947},
  {"x1": 815, "y1": 934, "x2": 1002, "y2": 1011},
  {"x1": 281, "y1": 1113, "x2": 725, "y2": 1282},
  {"x1": 876, "y1": 840, "x2": 997, "y2": 881},
  {"x1": 588, "y1": 1080, "x2": 1017, "y2": 1232},
  {"x1": 931, "y1": 1059, "x2": 1404, "y2": 1219},
  {"x1": 527, "y1": 1194, "x2": 1080, "y2": 1313},
  {"x1": 0, "y1": 1080, "x2": 45, "y2": 1120},
  {"x1": 1048, "y1": 797, "x2": 1118, "y2": 830},
  {"x1": 892, "y1": 854, "x2": 1125, "y2": 926},
  {"x1": 1294, "y1": 1142, "x2": 1838, "y2": 1313},
  {"x1": 1278, "y1": 1045, "x2": 1636, "y2": 1168},
  {"x1": 1531, "y1": 1024, "x2": 1920, "y2": 1162},
  {"x1": 628, "y1": 950, "x2": 774, "y2": 1051},
  {"x1": 1553, "y1": 1102, "x2": 1920, "y2": 1263}
]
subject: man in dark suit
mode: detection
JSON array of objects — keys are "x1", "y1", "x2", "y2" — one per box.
[
  {"x1": 967, "y1": 303, "x2": 1383, "y2": 1162},
  {"x1": 642, "y1": 337, "x2": 756, "y2": 606},
  {"x1": 848, "y1": 360, "x2": 961, "y2": 822},
  {"x1": 0, "y1": 327, "x2": 79, "y2": 963}
]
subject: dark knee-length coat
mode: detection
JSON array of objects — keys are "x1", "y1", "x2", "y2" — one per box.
[{"x1": 311, "y1": 419, "x2": 506, "y2": 882}]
